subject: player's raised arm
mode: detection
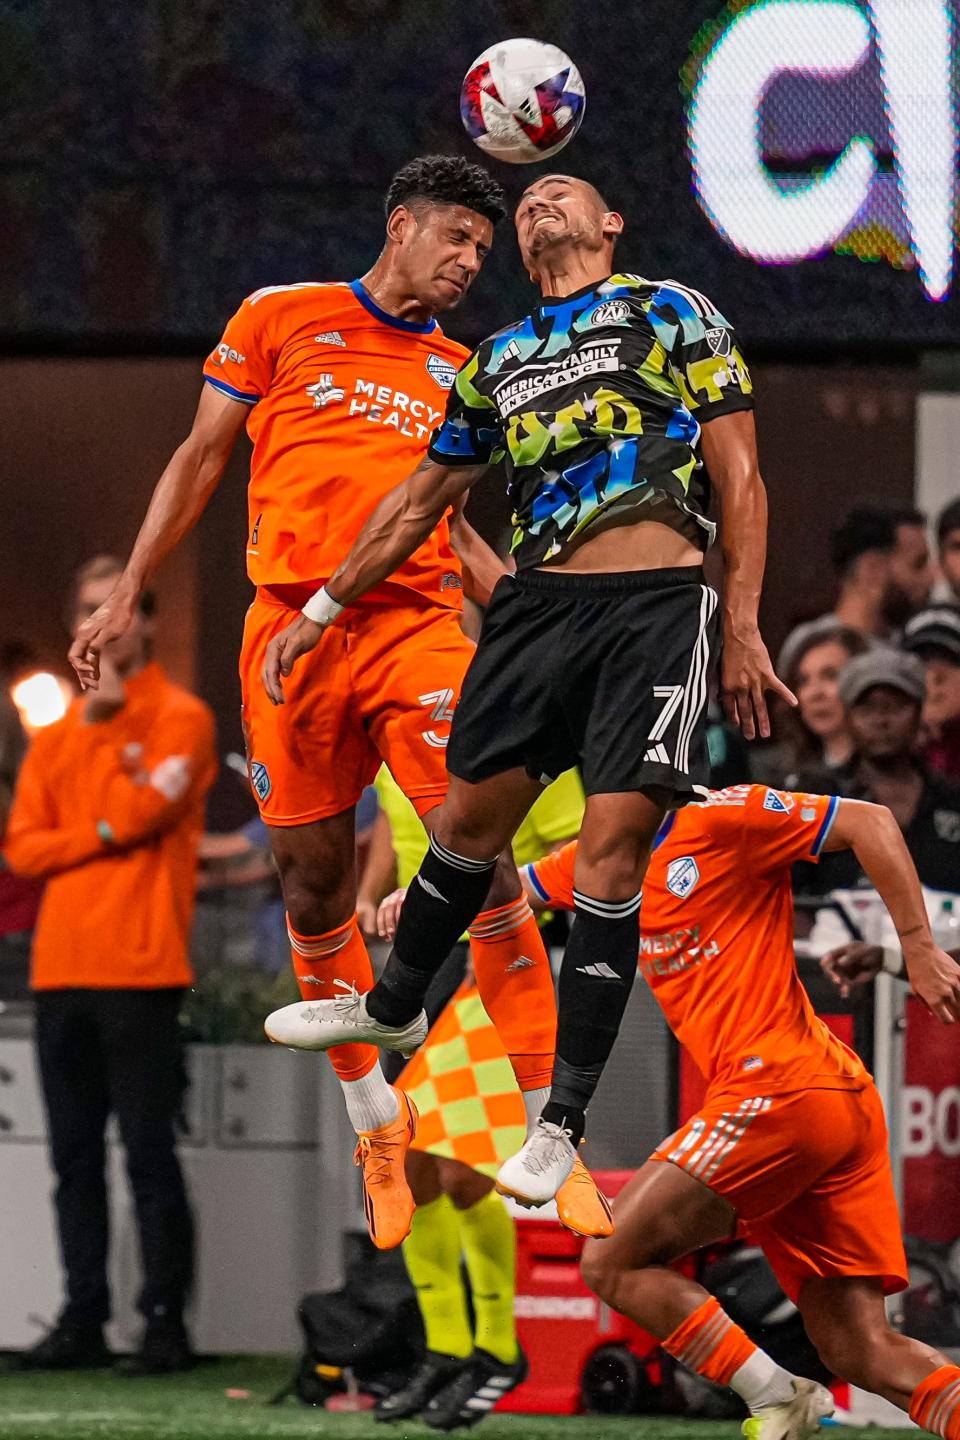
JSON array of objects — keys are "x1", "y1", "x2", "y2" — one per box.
[
  {"x1": 261, "y1": 457, "x2": 486, "y2": 704},
  {"x1": 820, "y1": 797, "x2": 960, "y2": 1023},
  {"x1": 69, "y1": 385, "x2": 248, "y2": 689},
  {"x1": 701, "y1": 410, "x2": 797, "y2": 740}
]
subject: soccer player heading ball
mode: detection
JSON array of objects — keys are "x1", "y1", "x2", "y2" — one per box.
[
  {"x1": 264, "y1": 173, "x2": 796, "y2": 1202},
  {"x1": 69, "y1": 156, "x2": 594, "y2": 1250}
]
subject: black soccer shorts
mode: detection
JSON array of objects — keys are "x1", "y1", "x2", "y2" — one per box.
[{"x1": 446, "y1": 566, "x2": 719, "y2": 803}]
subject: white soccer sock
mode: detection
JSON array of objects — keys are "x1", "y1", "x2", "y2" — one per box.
[
  {"x1": 730, "y1": 1349, "x2": 797, "y2": 1413},
  {"x1": 521, "y1": 1086, "x2": 550, "y2": 1136},
  {"x1": 340, "y1": 1067, "x2": 400, "y2": 1134}
]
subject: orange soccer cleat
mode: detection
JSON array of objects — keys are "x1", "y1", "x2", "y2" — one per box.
[
  {"x1": 556, "y1": 1154, "x2": 615, "y2": 1239},
  {"x1": 354, "y1": 1089, "x2": 419, "y2": 1250}
]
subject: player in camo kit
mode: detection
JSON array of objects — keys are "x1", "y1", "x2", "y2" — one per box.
[{"x1": 263, "y1": 173, "x2": 795, "y2": 1204}]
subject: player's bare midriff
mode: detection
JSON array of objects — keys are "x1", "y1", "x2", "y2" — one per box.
[{"x1": 541, "y1": 516, "x2": 703, "y2": 575}]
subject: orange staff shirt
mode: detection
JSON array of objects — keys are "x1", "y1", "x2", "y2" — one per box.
[
  {"x1": 202, "y1": 280, "x2": 470, "y2": 605},
  {"x1": 3, "y1": 664, "x2": 216, "y2": 990},
  {"x1": 527, "y1": 784, "x2": 867, "y2": 1105}
]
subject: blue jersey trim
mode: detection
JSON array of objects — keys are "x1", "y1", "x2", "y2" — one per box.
[
  {"x1": 349, "y1": 279, "x2": 436, "y2": 334},
  {"x1": 204, "y1": 375, "x2": 259, "y2": 405},
  {"x1": 651, "y1": 811, "x2": 678, "y2": 851},
  {"x1": 525, "y1": 864, "x2": 551, "y2": 903},
  {"x1": 811, "y1": 794, "x2": 840, "y2": 858}
]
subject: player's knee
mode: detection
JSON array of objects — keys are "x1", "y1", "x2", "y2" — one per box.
[
  {"x1": 580, "y1": 1238, "x2": 620, "y2": 1302},
  {"x1": 444, "y1": 1169, "x2": 494, "y2": 1211},
  {"x1": 433, "y1": 804, "x2": 506, "y2": 862},
  {"x1": 280, "y1": 866, "x2": 355, "y2": 935},
  {"x1": 482, "y1": 851, "x2": 522, "y2": 909}
]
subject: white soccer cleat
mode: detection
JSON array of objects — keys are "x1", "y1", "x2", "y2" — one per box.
[
  {"x1": 741, "y1": 1379, "x2": 835, "y2": 1440},
  {"x1": 264, "y1": 981, "x2": 428, "y2": 1058},
  {"x1": 495, "y1": 1118, "x2": 577, "y2": 1206}
]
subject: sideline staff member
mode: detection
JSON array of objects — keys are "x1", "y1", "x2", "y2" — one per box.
[{"x1": 4, "y1": 557, "x2": 216, "y2": 1373}]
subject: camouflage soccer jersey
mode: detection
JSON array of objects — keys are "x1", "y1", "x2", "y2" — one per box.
[{"x1": 428, "y1": 273, "x2": 754, "y2": 569}]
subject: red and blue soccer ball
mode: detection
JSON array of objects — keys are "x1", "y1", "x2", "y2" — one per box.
[{"x1": 460, "y1": 38, "x2": 585, "y2": 165}]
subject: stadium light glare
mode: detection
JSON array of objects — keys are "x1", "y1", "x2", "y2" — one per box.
[{"x1": 12, "y1": 672, "x2": 73, "y2": 731}]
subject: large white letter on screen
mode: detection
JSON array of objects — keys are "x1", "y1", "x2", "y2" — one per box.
[
  {"x1": 690, "y1": 0, "x2": 875, "y2": 262},
  {"x1": 872, "y1": 0, "x2": 956, "y2": 301}
]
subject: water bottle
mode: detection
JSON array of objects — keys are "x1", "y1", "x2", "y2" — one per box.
[{"x1": 932, "y1": 896, "x2": 960, "y2": 954}]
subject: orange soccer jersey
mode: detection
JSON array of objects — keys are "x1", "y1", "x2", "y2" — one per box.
[
  {"x1": 528, "y1": 785, "x2": 907, "y2": 1299},
  {"x1": 202, "y1": 280, "x2": 470, "y2": 602},
  {"x1": 527, "y1": 784, "x2": 866, "y2": 1102}
]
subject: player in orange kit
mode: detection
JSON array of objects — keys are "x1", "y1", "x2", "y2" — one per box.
[
  {"x1": 523, "y1": 785, "x2": 960, "y2": 1440},
  {"x1": 68, "y1": 157, "x2": 567, "y2": 1251}
]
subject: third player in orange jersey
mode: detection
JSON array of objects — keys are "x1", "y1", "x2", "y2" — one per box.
[
  {"x1": 524, "y1": 785, "x2": 960, "y2": 1440},
  {"x1": 68, "y1": 157, "x2": 567, "y2": 1251}
]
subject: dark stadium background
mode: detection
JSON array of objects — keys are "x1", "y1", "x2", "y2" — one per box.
[{"x1": 0, "y1": 0, "x2": 948, "y2": 820}]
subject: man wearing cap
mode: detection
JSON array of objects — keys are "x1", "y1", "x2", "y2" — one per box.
[
  {"x1": 796, "y1": 649, "x2": 960, "y2": 900},
  {"x1": 903, "y1": 605, "x2": 960, "y2": 781}
]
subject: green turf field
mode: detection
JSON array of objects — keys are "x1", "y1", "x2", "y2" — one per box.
[{"x1": 0, "y1": 1357, "x2": 908, "y2": 1440}]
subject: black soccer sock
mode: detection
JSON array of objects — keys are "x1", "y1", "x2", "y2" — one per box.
[
  {"x1": 540, "y1": 888, "x2": 643, "y2": 1146},
  {"x1": 366, "y1": 833, "x2": 498, "y2": 1026}
]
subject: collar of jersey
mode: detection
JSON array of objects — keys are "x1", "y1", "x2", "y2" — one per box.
[
  {"x1": 651, "y1": 811, "x2": 678, "y2": 851},
  {"x1": 349, "y1": 279, "x2": 437, "y2": 334},
  {"x1": 538, "y1": 275, "x2": 613, "y2": 313}
]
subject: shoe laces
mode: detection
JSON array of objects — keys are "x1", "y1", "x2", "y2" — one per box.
[
  {"x1": 332, "y1": 979, "x2": 366, "y2": 1017},
  {"x1": 353, "y1": 1119, "x2": 403, "y2": 1187},
  {"x1": 521, "y1": 1119, "x2": 575, "y2": 1176}
]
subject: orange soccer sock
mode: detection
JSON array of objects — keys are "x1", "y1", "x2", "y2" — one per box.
[
  {"x1": 662, "y1": 1296, "x2": 760, "y2": 1388},
  {"x1": 287, "y1": 913, "x2": 379, "y2": 1083},
  {"x1": 469, "y1": 896, "x2": 557, "y2": 1094},
  {"x1": 910, "y1": 1365, "x2": 960, "y2": 1439}
]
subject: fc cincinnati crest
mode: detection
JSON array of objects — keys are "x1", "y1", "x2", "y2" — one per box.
[
  {"x1": 249, "y1": 761, "x2": 271, "y2": 803},
  {"x1": 666, "y1": 856, "x2": 700, "y2": 899},
  {"x1": 705, "y1": 326, "x2": 732, "y2": 357},
  {"x1": 427, "y1": 354, "x2": 457, "y2": 389},
  {"x1": 590, "y1": 299, "x2": 630, "y2": 326}
]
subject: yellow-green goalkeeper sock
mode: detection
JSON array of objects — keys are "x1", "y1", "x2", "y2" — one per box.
[
  {"x1": 402, "y1": 1194, "x2": 473, "y2": 1360},
  {"x1": 459, "y1": 1189, "x2": 518, "y2": 1365}
]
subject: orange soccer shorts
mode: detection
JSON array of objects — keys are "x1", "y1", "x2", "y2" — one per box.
[
  {"x1": 240, "y1": 586, "x2": 475, "y2": 825},
  {"x1": 653, "y1": 1082, "x2": 908, "y2": 1302}
]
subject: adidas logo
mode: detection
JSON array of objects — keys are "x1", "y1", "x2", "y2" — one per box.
[
  {"x1": 576, "y1": 962, "x2": 621, "y2": 980},
  {"x1": 506, "y1": 955, "x2": 535, "y2": 972},
  {"x1": 315, "y1": 330, "x2": 346, "y2": 346},
  {"x1": 297, "y1": 975, "x2": 324, "y2": 986},
  {"x1": 416, "y1": 875, "x2": 448, "y2": 903}
]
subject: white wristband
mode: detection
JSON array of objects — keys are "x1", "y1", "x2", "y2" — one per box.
[
  {"x1": 882, "y1": 947, "x2": 905, "y2": 977},
  {"x1": 302, "y1": 586, "x2": 345, "y2": 627}
]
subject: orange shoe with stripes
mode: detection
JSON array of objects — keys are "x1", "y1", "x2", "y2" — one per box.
[
  {"x1": 354, "y1": 1088, "x2": 419, "y2": 1250},
  {"x1": 557, "y1": 1154, "x2": 615, "y2": 1239}
]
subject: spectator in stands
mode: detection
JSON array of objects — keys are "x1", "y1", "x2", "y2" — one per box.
[
  {"x1": 2, "y1": 556, "x2": 216, "y2": 1374},
  {"x1": 903, "y1": 604, "x2": 960, "y2": 781},
  {"x1": 935, "y1": 498, "x2": 960, "y2": 604},
  {"x1": 796, "y1": 648, "x2": 960, "y2": 899},
  {"x1": 778, "y1": 624, "x2": 870, "y2": 789},
  {"x1": 779, "y1": 507, "x2": 932, "y2": 669}
]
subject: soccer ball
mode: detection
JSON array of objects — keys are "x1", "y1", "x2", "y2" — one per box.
[{"x1": 460, "y1": 38, "x2": 585, "y2": 165}]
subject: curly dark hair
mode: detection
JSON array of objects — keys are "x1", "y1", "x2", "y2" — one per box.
[{"x1": 385, "y1": 155, "x2": 506, "y2": 226}]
